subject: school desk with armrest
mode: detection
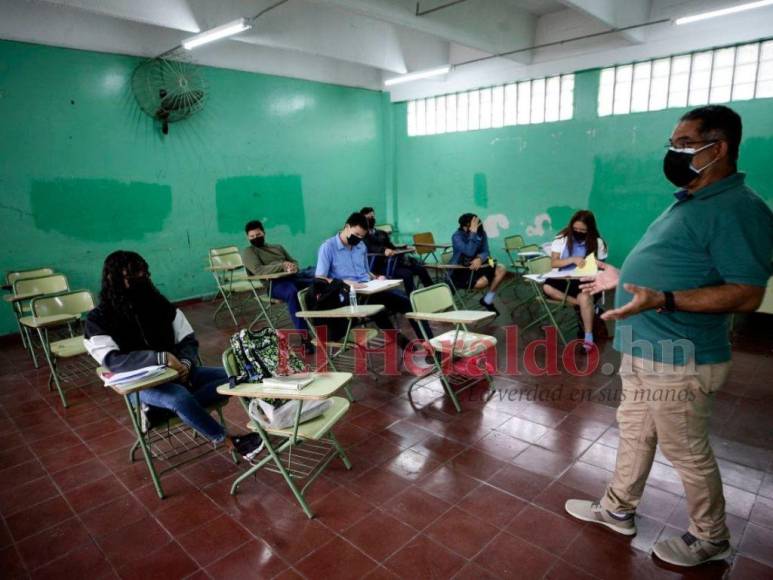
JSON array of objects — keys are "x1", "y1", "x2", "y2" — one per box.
[{"x1": 218, "y1": 349, "x2": 352, "y2": 518}]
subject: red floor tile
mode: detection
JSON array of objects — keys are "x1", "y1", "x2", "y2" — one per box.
[
  {"x1": 296, "y1": 536, "x2": 377, "y2": 579},
  {"x1": 79, "y1": 494, "x2": 149, "y2": 538},
  {"x1": 739, "y1": 522, "x2": 773, "y2": 567},
  {"x1": 0, "y1": 475, "x2": 60, "y2": 518},
  {"x1": 416, "y1": 465, "x2": 481, "y2": 503},
  {"x1": 507, "y1": 504, "x2": 584, "y2": 556},
  {"x1": 342, "y1": 510, "x2": 417, "y2": 562},
  {"x1": 425, "y1": 506, "x2": 499, "y2": 559},
  {"x1": 6, "y1": 495, "x2": 74, "y2": 542},
  {"x1": 206, "y1": 539, "x2": 288, "y2": 579},
  {"x1": 382, "y1": 486, "x2": 451, "y2": 531},
  {"x1": 155, "y1": 491, "x2": 225, "y2": 536},
  {"x1": 115, "y1": 541, "x2": 198, "y2": 580},
  {"x1": 488, "y1": 464, "x2": 553, "y2": 501},
  {"x1": 177, "y1": 514, "x2": 252, "y2": 567},
  {"x1": 473, "y1": 530, "x2": 556, "y2": 579},
  {"x1": 512, "y1": 444, "x2": 575, "y2": 478},
  {"x1": 30, "y1": 540, "x2": 114, "y2": 580},
  {"x1": 97, "y1": 516, "x2": 173, "y2": 569},
  {"x1": 16, "y1": 517, "x2": 92, "y2": 571},
  {"x1": 346, "y1": 466, "x2": 411, "y2": 506},
  {"x1": 63, "y1": 473, "x2": 129, "y2": 513},
  {"x1": 0, "y1": 545, "x2": 28, "y2": 579},
  {"x1": 383, "y1": 535, "x2": 465, "y2": 579}
]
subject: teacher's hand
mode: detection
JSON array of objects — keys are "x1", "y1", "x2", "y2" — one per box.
[{"x1": 601, "y1": 283, "x2": 665, "y2": 320}]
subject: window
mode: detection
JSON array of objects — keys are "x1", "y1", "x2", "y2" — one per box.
[
  {"x1": 406, "y1": 74, "x2": 575, "y2": 136},
  {"x1": 598, "y1": 39, "x2": 773, "y2": 116}
]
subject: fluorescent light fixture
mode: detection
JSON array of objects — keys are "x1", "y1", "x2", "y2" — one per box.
[
  {"x1": 182, "y1": 18, "x2": 251, "y2": 50},
  {"x1": 384, "y1": 66, "x2": 452, "y2": 87},
  {"x1": 674, "y1": 0, "x2": 773, "y2": 25}
]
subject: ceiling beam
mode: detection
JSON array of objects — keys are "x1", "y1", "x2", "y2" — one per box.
[
  {"x1": 557, "y1": 0, "x2": 651, "y2": 43},
  {"x1": 318, "y1": 0, "x2": 537, "y2": 65}
]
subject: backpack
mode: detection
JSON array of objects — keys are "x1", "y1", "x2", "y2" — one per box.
[
  {"x1": 228, "y1": 328, "x2": 305, "y2": 386},
  {"x1": 307, "y1": 278, "x2": 350, "y2": 311},
  {"x1": 304, "y1": 278, "x2": 350, "y2": 341}
]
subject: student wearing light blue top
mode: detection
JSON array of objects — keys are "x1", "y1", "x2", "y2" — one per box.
[
  {"x1": 316, "y1": 212, "x2": 432, "y2": 347},
  {"x1": 544, "y1": 210, "x2": 608, "y2": 351}
]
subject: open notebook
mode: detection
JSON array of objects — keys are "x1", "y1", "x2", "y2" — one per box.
[{"x1": 543, "y1": 252, "x2": 599, "y2": 279}]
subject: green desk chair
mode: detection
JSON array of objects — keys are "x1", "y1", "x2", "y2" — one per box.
[
  {"x1": 519, "y1": 256, "x2": 575, "y2": 345},
  {"x1": 407, "y1": 283, "x2": 497, "y2": 413},
  {"x1": 29, "y1": 290, "x2": 95, "y2": 408},
  {"x1": 12, "y1": 274, "x2": 70, "y2": 367},
  {"x1": 3, "y1": 268, "x2": 56, "y2": 351},
  {"x1": 296, "y1": 288, "x2": 384, "y2": 400},
  {"x1": 219, "y1": 349, "x2": 352, "y2": 518},
  {"x1": 207, "y1": 249, "x2": 272, "y2": 327}
]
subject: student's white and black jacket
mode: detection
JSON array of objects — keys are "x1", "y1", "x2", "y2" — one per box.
[{"x1": 84, "y1": 301, "x2": 198, "y2": 373}]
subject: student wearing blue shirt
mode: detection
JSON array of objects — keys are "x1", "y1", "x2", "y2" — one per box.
[
  {"x1": 544, "y1": 210, "x2": 608, "y2": 351},
  {"x1": 316, "y1": 212, "x2": 432, "y2": 347},
  {"x1": 450, "y1": 213, "x2": 507, "y2": 316}
]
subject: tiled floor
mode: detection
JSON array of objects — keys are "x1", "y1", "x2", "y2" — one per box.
[{"x1": 1, "y1": 295, "x2": 771, "y2": 579}]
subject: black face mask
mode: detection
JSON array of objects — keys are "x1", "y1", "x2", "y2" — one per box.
[
  {"x1": 126, "y1": 277, "x2": 155, "y2": 303},
  {"x1": 366, "y1": 217, "x2": 376, "y2": 229},
  {"x1": 347, "y1": 234, "x2": 362, "y2": 247},
  {"x1": 573, "y1": 231, "x2": 587, "y2": 243},
  {"x1": 250, "y1": 237, "x2": 265, "y2": 248},
  {"x1": 663, "y1": 143, "x2": 717, "y2": 188}
]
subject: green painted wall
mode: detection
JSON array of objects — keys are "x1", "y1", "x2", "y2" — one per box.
[
  {"x1": 391, "y1": 69, "x2": 773, "y2": 267},
  {"x1": 0, "y1": 40, "x2": 387, "y2": 335}
]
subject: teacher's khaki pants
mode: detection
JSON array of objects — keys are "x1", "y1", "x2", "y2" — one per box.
[{"x1": 600, "y1": 354, "x2": 732, "y2": 541}]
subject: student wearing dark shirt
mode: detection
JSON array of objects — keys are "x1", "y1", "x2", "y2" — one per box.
[
  {"x1": 241, "y1": 220, "x2": 313, "y2": 342},
  {"x1": 84, "y1": 251, "x2": 260, "y2": 455},
  {"x1": 359, "y1": 207, "x2": 433, "y2": 294},
  {"x1": 450, "y1": 213, "x2": 507, "y2": 316}
]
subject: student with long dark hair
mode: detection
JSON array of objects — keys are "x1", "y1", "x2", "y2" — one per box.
[
  {"x1": 84, "y1": 251, "x2": 259, "y2": 454},
  {"x1": 544, "y1": 210, "x2": 608, "y2": 350}
]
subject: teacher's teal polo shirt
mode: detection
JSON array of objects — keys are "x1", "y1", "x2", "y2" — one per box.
[{"x1": 614, "y1": 172, "x2": 773, "y2": 365}]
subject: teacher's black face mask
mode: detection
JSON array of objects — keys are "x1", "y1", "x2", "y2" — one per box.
[
  {"x1": 250, "y1": 237, "x2": 265, "y2": 248},
  {"x1": 663, "y1": 142, "x2": 717, "y2": 188}
]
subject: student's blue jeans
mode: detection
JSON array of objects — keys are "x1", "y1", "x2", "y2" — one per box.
[
  {"x1": 271, "y1": 279, "x2": 306, "y2": 331},
  {"x1": 138, "y1": 366, "x2": 228, "y2": 442}
]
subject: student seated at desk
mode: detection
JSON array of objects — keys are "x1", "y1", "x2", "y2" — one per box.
[
  {"x1": 451, "y1": 213, "x2": 507, "y2": 315},
  {"x1": 316, "y1": 212, "x2": 433, "y2": 348},
  {"x1": 84, "y1": 251, "x2": 260, "y2": 456},
  {"x1": 544, "y1": 210, "x2": 608, "y2": 350},
  {"x1": 242, "y1": 220, "x2": 314, "y2": 350},
  {"x1": 360, "y1": 207, "x2": 433, "y2": 294}
]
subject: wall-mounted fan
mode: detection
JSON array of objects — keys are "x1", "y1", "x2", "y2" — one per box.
[{"x1": 131, "y1": 57, "x2": 207, "y2": 134}]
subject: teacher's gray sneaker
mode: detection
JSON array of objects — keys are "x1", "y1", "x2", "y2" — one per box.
[
  {"x1": 564, "y1": 500, "x2": 637, "y2": 536},
  {"x1": 653, "y1": 532, "x2": 731, "y2": 567}
]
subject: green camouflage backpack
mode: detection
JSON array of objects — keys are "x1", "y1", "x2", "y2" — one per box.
[{"x1": 228, "y1": 328, "x2": 305, "y2": 387}]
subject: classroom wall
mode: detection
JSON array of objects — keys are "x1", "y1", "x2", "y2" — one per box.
[
  {"x1": 0, "y1": 40, "x2": 387, "y2": 335},
  {"x1": 390, "y1": 69, "x2": 773, "y2": 266}
]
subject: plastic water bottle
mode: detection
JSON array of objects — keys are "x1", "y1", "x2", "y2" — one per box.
[{"x1": 349, "y1": 284, "x2": 358, "y2": 312}]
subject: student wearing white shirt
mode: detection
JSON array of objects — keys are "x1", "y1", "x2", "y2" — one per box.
[{"x1": 543, "y1": 210, "x2": 608, "y2": 350}]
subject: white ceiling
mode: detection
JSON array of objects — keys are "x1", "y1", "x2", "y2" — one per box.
[{"x1": 1, "y1": 0, "x2": 773, "y2": 100}]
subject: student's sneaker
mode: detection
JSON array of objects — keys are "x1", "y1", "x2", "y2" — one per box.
[
  {"x1": 653, "y1": 533, "x2": 731, "y2": 567},
  {"x1": 479, "y1": 297, "x2": 500, "y2": 317},
  {"x1": 229, "y1": 433, "x2": 265, "y2": 462},
  {"x1": 565, "y1": 500, "x2": 637, "y2": 536}
]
